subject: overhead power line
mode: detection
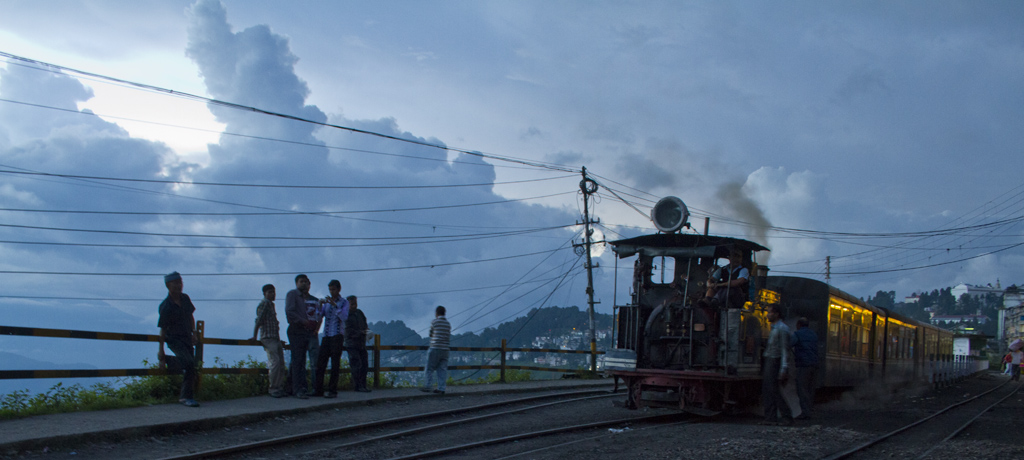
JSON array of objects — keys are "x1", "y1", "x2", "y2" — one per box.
[
  {"x1": 0, "y1": 168, "x2": 575, "y2": 190},
  {"x1": 0, "y1": 52, "x2": 578, "y2": 173},
  {"x1": 0, "y1": 248, "x2": 570, "y2": 277},
  {"x1": 0, "y1": 222, "x2": 575, "y2": 242},
  {"x1": 0, "y1": 275, "x2": 568, "y2": 302},
  {"x1": 0, "y1": 97, "x2": 545, "y2": 172}
]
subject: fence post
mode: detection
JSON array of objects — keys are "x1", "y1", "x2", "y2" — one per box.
[
  {"x1": 195, "y1": 320, "x2": 205, "y2": 392},
  {"x1": 372, "y1": 334, "x2": 381, "y2": 389},
  {"x1": 500, "y1": 339, "x2": 507, "y2": 383}
]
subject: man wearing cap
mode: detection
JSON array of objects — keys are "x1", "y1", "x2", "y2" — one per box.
[{"x1": 157, "y1": 271, "x2": 200, "y2": 407}]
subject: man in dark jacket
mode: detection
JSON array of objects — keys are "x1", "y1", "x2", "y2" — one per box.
[
  {"x1": 285, "y1": 274, "x2": 320, "y2": 399},
  {"x1": 344, "y1": 295, "x2": 371, "y2": 392},
  {"x1": 157, "y1": 271, "x2": 199, "y2": 407},
  {"x1": 791, "y1": 317, "x2": 819, "y2": 419}
]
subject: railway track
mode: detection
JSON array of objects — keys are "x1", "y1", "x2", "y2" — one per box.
[
  {"x1": 153, "y1": 386, "x2": 656, "y2": 460},
  {"x1": 821, "y1": 379, "x2": 1022, "y2": 460}
]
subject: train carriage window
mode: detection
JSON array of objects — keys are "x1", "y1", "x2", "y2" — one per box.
[
  {"x1": 828, "y1": 304, "x2": 841, "y2": 354},
  {"x1": 861, "y1": 328, "x2": 870, "y2": 357},
  {"x1": 840, "y1": 307, "x2": 852, "y2": 355},
  {"x1": 875, "y1": 317, "x2": 885, "y2": 360},
  {"x1": 650, "y1": 256, "x2": 676, "y2": 285},
  {"x1": 888, "y1": 323, "x2": 899, "y2": 359}
]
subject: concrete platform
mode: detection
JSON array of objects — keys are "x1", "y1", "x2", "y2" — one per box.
[{"x1": 0, "y1": 378, "x2": 613, "y2": 454}]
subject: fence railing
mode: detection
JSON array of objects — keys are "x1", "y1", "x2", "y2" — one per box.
[{"x1": 0, "y1": 322, "x2": 603, "y2": 388}]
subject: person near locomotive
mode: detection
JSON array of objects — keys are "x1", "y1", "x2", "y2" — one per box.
[
  {"x1": 762, "y1": 304, "x2": 794, "y2": 425},
  {"x1": 250, "y1": 284, "x2": 287, "y2": 398},
  {"x1": 285, "y1": 274, "x2": 321, "y2": 398},
  {"x1": 791, "y1": 317, "x2": 818, "y2": 419},
  {"x1": 421, "y1": 305, "x2": 452, "y2": 394},
  {"x1": 157, "y1": 271, "x2": 200, "y2": 407},
  {"x1": 701, "y1": 248, "x2": 749, "y2": 309},
  {"x1": 344, "y1": 295, "x2": 372, "y2": 392},
  {"x1": 314, "y1": 280, "x2": 349, "y2": 398}
]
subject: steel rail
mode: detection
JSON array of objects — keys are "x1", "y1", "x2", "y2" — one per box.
[
  {"x1": 153, "y1": 387, "x2": 614, "y2": 460},
  {"x1": 386, "y1": 412, "x2": 688, "y2": 460},
  {"x1": 820, "y1": 379, "x2": 1014, "y2": 460},
  {"x1": 915, "y1": 381, "x2": 1022, "y2": 459},
  {"x1": 303, "y1": 392, "x2": 622, "y2": 457},
  {"x1": 492, "y1": 419, "x2": 695, "y2": 460}
]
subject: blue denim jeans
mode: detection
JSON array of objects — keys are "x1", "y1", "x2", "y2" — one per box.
[{"x1": 423, "y1": 348, "x2": 449, "y2": 391}]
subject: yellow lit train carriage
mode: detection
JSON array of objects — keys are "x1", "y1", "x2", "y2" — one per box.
[
  {"x1": 882, "y1": 313, "x2": 918, "y2": 386},
  {"x1": 766, "y1": 276, "x2": 959, "y2": 393}
]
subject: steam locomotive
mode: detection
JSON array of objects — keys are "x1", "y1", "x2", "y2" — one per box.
[{"x1": 603, "y1": 197, "x2": 957, "y2": 415}]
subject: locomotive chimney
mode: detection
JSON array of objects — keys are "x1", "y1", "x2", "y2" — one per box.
[{"x1": 756, "y1": 265, "x2": 770, "y2": 291}]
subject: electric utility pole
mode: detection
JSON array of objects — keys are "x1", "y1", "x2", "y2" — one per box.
[{"x1": 577, "y1": 167, "x2": 600, "y2": 372}]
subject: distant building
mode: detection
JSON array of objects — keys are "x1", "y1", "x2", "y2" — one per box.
[
  {"x1": 930, "y1": 314, "x2": 990, "y2": 326},
  {"x1": 951, "y1": 281, "x2": 1003, "y2": 299},
  {"x1": 1000, "y1": 285, "x2": 1024, "y2": 348},
  {"x1": 904, "y1": 294, "x2": 920, "y2": 304}
]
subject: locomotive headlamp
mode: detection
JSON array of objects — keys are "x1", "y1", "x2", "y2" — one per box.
[{"x1": 651, "y1": 196, "x2": 689, "y2": 233}]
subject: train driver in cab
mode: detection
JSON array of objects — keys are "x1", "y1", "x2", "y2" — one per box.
[{"x1": 699, "y1": 248, "x2": 749, "y2": 309}]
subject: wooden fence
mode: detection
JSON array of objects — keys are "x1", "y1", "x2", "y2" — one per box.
[{"x1": 0, "y1": 321, "x2": 603, "y2": 388}]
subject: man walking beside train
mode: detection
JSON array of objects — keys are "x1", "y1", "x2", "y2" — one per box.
[
  {"x1": 791, "y1": 317, "x2": 818, "y2": 420},
  {"x1": 761, "y1": 304, "x2": 793, "y2": 425}
]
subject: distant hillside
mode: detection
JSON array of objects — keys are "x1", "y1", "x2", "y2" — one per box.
[
  {"x1": 450, "y1": 306, "x2": 613, "y2": 349},
  {"x1": 866, "y1": 287, "x2": 1001, "y2": 336},
  {"x1": 370, "y1": 306, "x2": 614, "y2": 348}
]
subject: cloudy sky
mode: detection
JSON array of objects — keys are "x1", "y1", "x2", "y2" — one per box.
[{"x1": 1, "y1": 1, "x2": 1023, "y2": 384}]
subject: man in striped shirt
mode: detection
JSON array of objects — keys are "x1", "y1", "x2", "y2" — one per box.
[{"x1": 421, "y1": 306, "x2": 452, "y2": 394}]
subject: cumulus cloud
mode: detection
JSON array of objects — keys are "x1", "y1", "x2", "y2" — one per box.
[{"x1": 0, "y1": 0, "x2": 589, "y2": 381}]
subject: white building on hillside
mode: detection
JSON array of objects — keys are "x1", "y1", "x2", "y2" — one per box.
[{"x1": 951, "y1": 282, "x2": 1003, "y2": 299}]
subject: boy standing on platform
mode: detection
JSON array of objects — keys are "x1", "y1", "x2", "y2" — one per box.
[
  {"x1": 421, "y1": 306, "x2": 451, "y2": 394},
  {"x1": 251, "y1": 284, "x2": 286, "y2": 398}
]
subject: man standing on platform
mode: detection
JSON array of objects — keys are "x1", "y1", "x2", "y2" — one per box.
[
  {"x1": 285, "y1": 274, "x2": 319, "y2": 399},
  {"x1": 314, "y1": 280, "x2": 349, "y2": 398},
  {"x1": 157, "y1": 271, "x2": 199, "y2": 407},
  {"x1": 344, "y1": 295, "x2": 371, "y2": 392},
  {"x1": 421, "y1": 305, "x2": 451, "y2": 394},
  {"x1": 251, "y1": 284, "x2": 286, "y2": 398},
  {"x1": 791, "y1": 317, "x2": 818, "y2": 419}
]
